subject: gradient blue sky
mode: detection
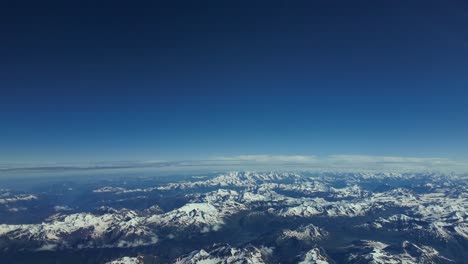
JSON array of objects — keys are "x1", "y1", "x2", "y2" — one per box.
[{"x1": 1, "y1": 1, "x2": 467, "y2": 164}]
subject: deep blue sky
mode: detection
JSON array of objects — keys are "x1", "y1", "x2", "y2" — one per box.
[{"x1": 1, "y1": 1, "x2": 467, "y2": 164}]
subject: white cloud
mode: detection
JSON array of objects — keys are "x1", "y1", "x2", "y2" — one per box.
[{"x1": 214, "y1": 155, "x2": 319, "y2": 163}]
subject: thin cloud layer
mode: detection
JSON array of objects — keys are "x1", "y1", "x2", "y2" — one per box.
[
  {"x1": 1, "y1": 155, "x2": 468, "y2": 175},
  {"x1": 211, "y1": 154, "x2": 468, "y2": 171},
  {"x1": 327, "y1": 155, "x2": 451, "y2": 164},
  {"x1": 214, "y1": 155, "x2": 319, "y2": 163}
]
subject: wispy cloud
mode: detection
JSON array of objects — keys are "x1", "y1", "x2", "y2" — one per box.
[
  {"x1": 213, "y1": 155, "x2": 319, "y2": 163},
  {"x1": 322, "y1": 155, "x2": 465, "y2": 171},
  {"x1": 327, "y1": 155, "x2": 451, "y2": 164},
  {"x1": 1, "y1": 154, "x2": 467, "y2": 175},
  {"x1": 211, "y1": 154, "x2": 468, "y2": 172}
]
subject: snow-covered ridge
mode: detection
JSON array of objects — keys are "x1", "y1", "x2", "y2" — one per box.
[
  {"x1": 281, "y1": 224, "x2": 328, "y2": 241},
  {"x1": 105, "y1": 256, "x2": 144, "y2": 264},
  {"x1": 345, "y1": 240, "x2": 454, "y2": 264},
  {"x1": 0, "y1": 194, "x2": 38, "y2": 204},
  {"x1": 173, "y1": 243, "x2": 273, "y2": 264},
  {"x1": 298, "y1": 248, "x2": 331, "y2": 264},
  {"x1": 0, "y1": 209, "x2": 158, "y2": 249},
  {"x1": 358, "y1": 188, "x2": 468, "y2": 241}
]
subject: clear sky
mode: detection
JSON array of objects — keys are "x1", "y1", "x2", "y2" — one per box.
[{"x1": 1, "y1": 1, "x2": 467, "y2": 164}]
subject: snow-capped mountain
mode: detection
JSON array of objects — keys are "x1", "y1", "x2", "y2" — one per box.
[
  {"x1": 298, "y1": 248, "x2": 331, "y2": 264},
  {"x1": 0, "y1": 209, "x2": 158, "y2": 249},
  {"x1": 345, "y1": 240, "x2": 454, "y2": 264},
  {"x1": 0, "y1": 171, "x2": 466, "y2": 263},
  {"x1": 280, "y1": 224, "x2": 328, "y2": 241},
  {"x1": 105, "y1": 256, "x2": 144, "y2": 264},
  {"x1": 148, "y1": 202, "x2": 227, "y2": 233},
  {"x1": 0, "y1": 194, "x2": 38, "y2": 204},
  {"x1": 173, "y1": 244, "x2": 273, "y2": 264}
]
